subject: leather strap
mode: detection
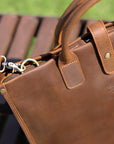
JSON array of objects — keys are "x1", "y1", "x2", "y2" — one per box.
[
  {"x1": 55, "y1": 0, "x2": 85, "y2": 45},
  {"x1": 57, "y1": 0, "x2": 101, "y2": 89},
  {"x1": 60, "y1": 0, "x2": 101, "y2": 64},
  {"x1": 87, "y1": 20, "x2": 114, "y2": 74},
  {"x1": 55, "y1": 0, "x2": 101, "y2": 47}
]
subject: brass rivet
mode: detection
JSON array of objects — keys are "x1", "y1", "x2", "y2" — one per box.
[
  {"x1": 0, "y1": 88, "x2": 6, "y2": 93},
  {"x1": 105, "y1": 53, "x2": 111, "y2": 59}
]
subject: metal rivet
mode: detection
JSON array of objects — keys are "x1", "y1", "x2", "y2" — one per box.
[
  {"x1": 104, "y1": 53, "x2": 111, "y2": 59},
  {"x1": 0, "y1": 88, "x2": 6, "y2": 93}
]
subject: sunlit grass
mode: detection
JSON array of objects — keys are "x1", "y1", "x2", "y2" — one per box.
[{"x1": 0, "y1": 0, "x2": 113, "y2": 20}]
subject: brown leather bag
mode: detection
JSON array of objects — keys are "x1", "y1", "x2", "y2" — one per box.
[{"x1": 0, "y1": 0, "x2": 114, "y2": 144}]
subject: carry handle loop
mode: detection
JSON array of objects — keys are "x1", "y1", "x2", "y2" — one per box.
[
  {"x1": 58, "y1": 0, "x2": 101, "y2": 64},
  {"x1": 55, "y1": 0, "x2": 84, "y2": 46}
]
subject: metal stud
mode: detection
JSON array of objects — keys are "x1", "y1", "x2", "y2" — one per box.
[
  {"x1": 104, "y1": 53, "x2": 111, "y2": 59},
  {"x1": 0, "y1": 88, "x2": 6, "y2": 94}
]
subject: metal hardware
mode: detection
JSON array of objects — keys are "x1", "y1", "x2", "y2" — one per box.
[
  {"x1": 0, "y1": 56, "x2": 39, "y2": 74},
  {"x1": 7, "y1": 62, "x2": 26, "y2": 73},
  {"x1": 0, "y1": 88, "x2": 6, "y2": 94},
  {"x1": 20, "y1": 58, "x2": 39, "y2": 71},
  {"x1": 105, "y1": 53, "x2": 111, "y2": 59}
]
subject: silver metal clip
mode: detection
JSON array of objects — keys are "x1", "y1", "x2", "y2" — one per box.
[
  {"x1": 0, "y1": 56, "x2": 39, "y2": 74},
  {"x1": 21, "y1": 58, "x2": 39, "y2": 70},
  {"x1": 7, "y1": 62, "x2": 26, "y2": 73}
]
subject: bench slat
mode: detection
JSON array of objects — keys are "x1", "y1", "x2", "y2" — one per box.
[
  {"x1": 7, "y1": 16, "x2": 38, "y2": 59},
  {"x1": 0, "y1": 15, "x2": 19, "y2": 56},
  {"x1": 32, "y1": 17, "x2": 58, "y2": 57}
]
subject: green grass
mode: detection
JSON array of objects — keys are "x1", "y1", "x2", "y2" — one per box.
[{"x1": 0, "y1": 0, "x2": 113, "y2": 20}]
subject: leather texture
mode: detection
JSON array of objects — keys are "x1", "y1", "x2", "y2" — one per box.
[
  {"x1": 0, "y1": 0, "x2": 114, "y2": 144},
  {"x1": 54, "y1": 0, "x2": 101, "y2": 46},
  {"x1": 87, "y1": 20, "x2": 114, "y2": 74}
]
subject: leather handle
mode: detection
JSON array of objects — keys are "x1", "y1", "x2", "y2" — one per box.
[
  {"x1": 59, "y1": 0, "x2": 101, "y2": 64},
  {"x1": 55, "y1": 0, "x2": 84, "y2": 46}
]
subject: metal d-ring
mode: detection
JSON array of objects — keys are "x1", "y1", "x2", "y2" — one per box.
[
  {"x1": 20, "y1": 58, "x2": 39, "y2": 73},
  {"x1": 0, "y1": 56, "x2": 7, "y2": 73}
]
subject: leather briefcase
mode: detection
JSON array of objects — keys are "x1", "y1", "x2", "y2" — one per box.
[{"x1": 0, "y1": 0, "x2": 114, "y2": 143}]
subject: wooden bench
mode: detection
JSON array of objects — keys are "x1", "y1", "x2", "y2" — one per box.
[{"x1": 0, "y1": 14, "x2": 106, "y2": 144}]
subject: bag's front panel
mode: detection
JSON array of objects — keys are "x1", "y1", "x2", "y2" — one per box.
[{"x1": 3, "y1": 41, "x2": 114, "y2": 144}]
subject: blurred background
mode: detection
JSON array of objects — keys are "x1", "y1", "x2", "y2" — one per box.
[{"x1": 0, "y1": 0, "x2": 113, "y2": 20}]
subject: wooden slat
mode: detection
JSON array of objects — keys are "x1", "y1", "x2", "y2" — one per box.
[
  {"x1": 0, "y1": 16, "x2": 2, "y2": 22},
  {"x1": 0, "y1": 15, "x2": 19, "y2": 55},
  {"x1": 7, "y1": 16, "x2": 38, "y2": 59},
  {"x1": 31, "y1": 17, "x2": 58, "y2": 57}
]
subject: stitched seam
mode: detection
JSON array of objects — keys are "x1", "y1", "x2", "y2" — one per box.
[
  {"x1": 100, "y1": 20, "x2": 114, "y2": 52},
  {"x1": 3, "y1": 83, "x2": 37, "y2": 144},
  {"x1": 88, "y1": 20, "x2": 114, "y2": 73},
  {"x1": 59, "y1": 58, "x2": 85, "y2": 89}
]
